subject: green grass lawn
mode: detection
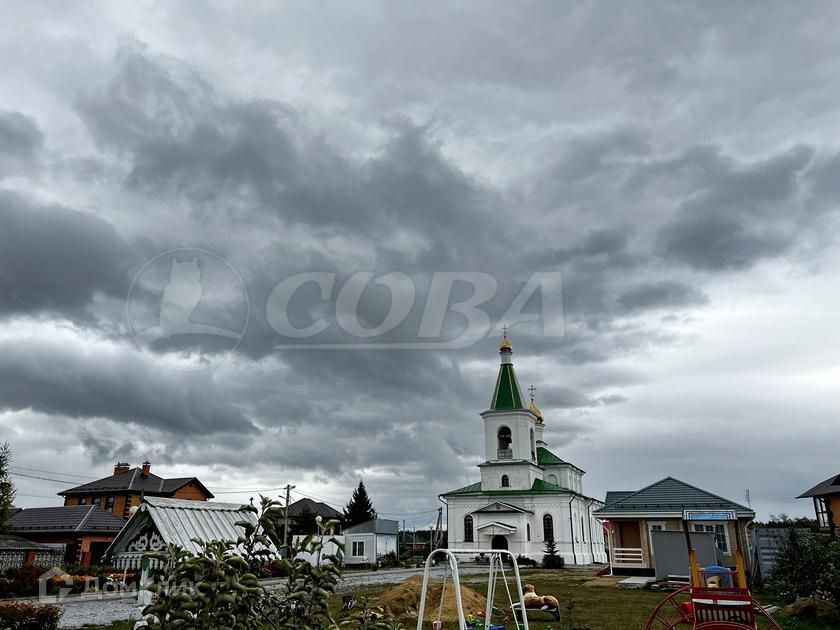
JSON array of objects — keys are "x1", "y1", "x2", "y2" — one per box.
[{"x1": 87, "y1": 570, "x2": 835, "y2": 629}]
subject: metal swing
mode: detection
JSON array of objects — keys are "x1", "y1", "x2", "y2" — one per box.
[{"x1": 416, "y1": 549, "x2": 531, "y2": 630}]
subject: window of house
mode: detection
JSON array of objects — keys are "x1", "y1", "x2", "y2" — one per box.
[
  {"x1": 92, "y1": 497, "x2": 100, "y2": 508},
  {"x1": 648, "y1": 522, "x2": 665, "y2": 553},
  {"x1": 351, "y1": 541, "x2": 365, "y2": 556},
  {"x1": 816, "y1": 497, "x2": 832, "y2": 529},
  {"x1": 693, "y1": 523, "x2": 730, "y2": 555},
  {"x1": 501, "y1": 475, "x2": 510, "y2": 488},
  {"x1": 543, "y1": 514, "x2": 554, "y2": 542},
  {"x1": 79, "y1": 496, "x2": 87, "y2": 505},
  {"x1": 464, "y1": 515, "x2": 474, "y2": 542},
  {"x1": 105, "y1": 496, "x2": 116, "y2": 512}
]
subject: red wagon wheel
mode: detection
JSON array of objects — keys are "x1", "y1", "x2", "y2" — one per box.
[{"x1": 644, "y1": 585, "x2": 694, "y2": 630}]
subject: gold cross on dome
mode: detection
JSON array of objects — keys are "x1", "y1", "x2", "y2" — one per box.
[{"x1": 528, "y1": 384, "x2": 536, "y2": 403}]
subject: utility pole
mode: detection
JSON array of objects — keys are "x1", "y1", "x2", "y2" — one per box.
[{"x1": 283, "y1": 484, "x2": 296, "y2": 551}]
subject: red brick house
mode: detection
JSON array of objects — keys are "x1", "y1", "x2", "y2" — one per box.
[
  {"x1": 59, "y1": 462, "x2": 213, "y2": 520},
  {"x1": 9, "y1": 505, "x2": 126, "y2": 566}
]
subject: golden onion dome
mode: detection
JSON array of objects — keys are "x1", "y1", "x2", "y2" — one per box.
[
  {"x1": 499, "y1": 336, "x2": 512, "y2": 351},
  {"x1": 530, "y1": 400, "x2": 544, "y2": 424}
]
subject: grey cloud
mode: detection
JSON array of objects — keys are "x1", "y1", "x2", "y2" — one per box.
[
  {"x1": 0, "y1": 191, "x2": 132, "y2": 318},
  {"x1": 618, "y1": 280, "x2": 708, "y2": 311},
  {"x1": 0, "y1": 333, "x2": 256, "y2": 435},
  {"x1": 0, "y1": 111, "x2": 43, "y2": 175}
]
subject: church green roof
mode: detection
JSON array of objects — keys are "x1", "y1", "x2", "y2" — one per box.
[
  {"x1": 537, "y1": 446, "x2": 566, "y2": 466},
  {"x1": 443, "y1": 478, "x2": 571, "y2": 497},
  {"x1": 491, "y1": 363, "x2": 524, "y2": 410}
]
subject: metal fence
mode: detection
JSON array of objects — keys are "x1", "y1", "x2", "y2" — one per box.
[
  {"x1": 750, "y1": 527, "x2": 808, "y2": 583},
  {"x1": 0, "y1": 548, "x2": 65, "y2": 572}
]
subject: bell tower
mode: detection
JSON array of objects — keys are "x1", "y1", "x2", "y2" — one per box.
[{"x1": 479, "y1": 333, "x2": 541, "y2": 491}]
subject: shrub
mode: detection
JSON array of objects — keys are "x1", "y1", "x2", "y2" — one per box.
[
  {"x1": 516, "y1": 554, "x2": 538, "y2": 567},
  {"x1": 767, "y1": 529, "x2": 840, "y2": 605},
  {"x1": 141, "y1": 495, "x2": 380, "y2": 629},
  {"x1": 0, "y1": 601, "x2": 62, "y2": 630}
]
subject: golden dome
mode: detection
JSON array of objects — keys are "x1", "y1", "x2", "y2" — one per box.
[
  {"x1": 530, "y1": 400, "x2": 544, "y2": 424},
  {"x1": 499, "y1": 333, "x2": 512, "y2": 351}
]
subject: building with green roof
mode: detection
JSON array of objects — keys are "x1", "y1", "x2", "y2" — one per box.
[
  {"x1": 594, "y1": 476, "x2": 755, "y2": 575},
  {"x1": 440, "y1": 336, "x2": 606, "y2": 564}
]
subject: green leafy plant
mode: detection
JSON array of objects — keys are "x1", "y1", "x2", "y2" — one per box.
[{"x1": 140, "y1": 495, "x2": 363, "y2": 629}]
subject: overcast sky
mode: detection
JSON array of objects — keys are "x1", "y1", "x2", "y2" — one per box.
[{"x1": 2, "y1": 2, "x2": 839, "y2": 526}]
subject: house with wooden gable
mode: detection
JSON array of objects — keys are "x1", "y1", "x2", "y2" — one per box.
[
  {"x1": 105, "y1": 497, "x2": 263, "y2": 569},
  {"x1": 594, "y1": 477, "x2": 755, "y2": 576},
  {"x1": 797, "y1": 472, "x2": 840, "y2": 536},
  {"x1": 58, "y1": 461, "x2": 213, "y2": 520}
]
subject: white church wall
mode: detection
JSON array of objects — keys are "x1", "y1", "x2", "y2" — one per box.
[{"x1": 479, "y1": 463, "x2": 539, "y2": 491}]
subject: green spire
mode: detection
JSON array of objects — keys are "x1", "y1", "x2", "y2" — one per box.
[{"x1": 490, "y1": 333, "x2": 525, "y2": 410}]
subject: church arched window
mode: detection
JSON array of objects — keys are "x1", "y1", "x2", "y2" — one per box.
[
  {"x1": 464, "y1": 515, "x2": 474, "y2": 543},
  {"x1": 527, "y1": 523, "x2": 531, "y2": 541},
  {"x1": 497, "y1": 426, "x2": 512, "y2": 458},
  {"x1": 501, "y1": 475, "x2": 510, "y2": 488},
  {"x1": 543, "y1": 514, "x2": 554, "y2": 542}
]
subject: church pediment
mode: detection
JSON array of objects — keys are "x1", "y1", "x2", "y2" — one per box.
[
  {"x1": 472, "y1": 501, "x2": 533, "y2": 515},
  {"x1": 476, "y1": 521, "x2": 517, "y2": 535}
]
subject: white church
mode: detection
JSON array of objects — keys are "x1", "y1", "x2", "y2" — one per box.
[{"x1": 442, "y1": 335, "x2": 607, "y2": 565}]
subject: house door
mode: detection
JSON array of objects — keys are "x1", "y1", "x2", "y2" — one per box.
[
  {"x1": 491, "y1": 535, "x2": 508, "y2": 550},
  {"x1": 618, "y1": 521, "x2": 641, "y2": 548}
]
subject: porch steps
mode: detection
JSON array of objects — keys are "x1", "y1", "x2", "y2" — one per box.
[{"x1": 618, "y1": 576, "x2": 656, "y2": 590}]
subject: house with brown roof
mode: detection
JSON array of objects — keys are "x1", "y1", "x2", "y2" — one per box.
[
  {"x1": 9, "y1": 505, "x2": 126, "y2": 566},
  {"x1": 58, "y1": 461, "x2": 213, "y2": 520},
  {"x1": 797, "y1": 473, "x2": 840, "y2": 536}
]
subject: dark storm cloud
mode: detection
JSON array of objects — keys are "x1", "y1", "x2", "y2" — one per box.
[
  {"x1": 655, "y1": 145, "x2": 815, "y2": 270},
  {"x1": 0, "y1": 111, "x2": 43, "y2": 175},
  {"x1": 3, "y1": 3, "x2": 840, "y2": 519},
  {"x1": 0, "y1": 191, "x2": 132, "y2": 318},
  {"x1": 0, "y1": 331, "x2": 255, "y2": 435},
  {"x1": 618, "y1": 281, "x2": 708, "y2": 312}
]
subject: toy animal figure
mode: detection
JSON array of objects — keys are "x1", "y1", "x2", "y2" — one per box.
[{"x1": 522, "y1": 584, "x2": 560, "y2": 611}]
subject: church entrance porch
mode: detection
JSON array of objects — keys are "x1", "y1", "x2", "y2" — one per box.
[{"x1": 491, "y1": 534, "x2": 508, "y2": 550}]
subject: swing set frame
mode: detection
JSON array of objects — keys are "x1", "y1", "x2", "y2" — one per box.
[{"x1": 416, "y1": 548, "x2": 531, "y2": 630}]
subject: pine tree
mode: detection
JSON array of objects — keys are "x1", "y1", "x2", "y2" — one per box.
[
  {"x1": 542, "y1": 537, "x2": 564, "y2": 569},
  {"x1": 343, "y1": 481, "x2": 376, "y2": 528},
  {"x1": 294, "y1": 505, "x2": 319, "y2": 535},
  {"x1": 0, "y1": 442, "x2": 16, "y2": 534}
]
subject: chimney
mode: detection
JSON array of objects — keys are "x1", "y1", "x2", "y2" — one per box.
[
  {"x1": 141, "y1": 461, "x2": 151, "y2": 476},
  {"x1": 114, "y1": 462, "x2": 130, "y2": 476}
]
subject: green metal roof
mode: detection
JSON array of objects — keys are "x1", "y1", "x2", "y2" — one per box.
[
  {"x1": 594, "y1": 477, "x2": 754, "y2": 515},
  {"x1": 443, "y1": 478, "x2": 570, "y2": 497},
  {"x1": 490, "y1": 363, "x2": 524, "y2": 410},
  {"x1": 537, "y1": 446, "x2": 566, "y2": 466}
]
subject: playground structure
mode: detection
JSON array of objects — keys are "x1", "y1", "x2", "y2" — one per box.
[
  {"x1": 645, "y1": 510, "x2": 782, "y2": 630},
  {"x1": 416, "y1": 548, "x2": 531, "y2": 630}
]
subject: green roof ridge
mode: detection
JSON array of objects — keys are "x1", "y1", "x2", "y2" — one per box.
[
  {"x1": 594, "y1": 476, "x2": 753, "y2": 514},
  {"x1": 490, "y1": 363, "x2": 524, "y2": 410},
  {"x1": 537, "y1": 446, "x2": 566, "y2": 465}
]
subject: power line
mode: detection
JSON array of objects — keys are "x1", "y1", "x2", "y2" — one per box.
[
  {"x1": 212, "y1": 487, "x2": 287, "y2": 495},
  {"x1": 11, "y1": 466, "x2": 97, "y2": 480},
  {"x1": 10, "y1": 472, "x2": 79, "y2": 485}
]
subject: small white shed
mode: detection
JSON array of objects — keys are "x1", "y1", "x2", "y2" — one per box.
[{"x1": 342, "y1": 518, "x2": 398, "y2": 566}]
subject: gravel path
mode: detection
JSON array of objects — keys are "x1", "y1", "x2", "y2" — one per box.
[{"x1": 55, "y1": 597, "x2": 142, "y2": 628}]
